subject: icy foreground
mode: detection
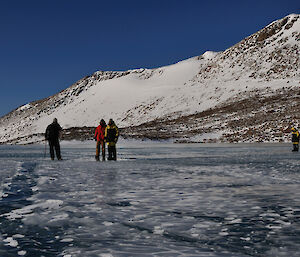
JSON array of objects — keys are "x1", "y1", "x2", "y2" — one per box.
[{"x1": 0, "y1": 142, "x2": 300, "y2": 256}]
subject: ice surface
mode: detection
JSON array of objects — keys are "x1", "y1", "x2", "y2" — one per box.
[{"x1": 0, "y1": 142, "x2": 300, "y2": 256}]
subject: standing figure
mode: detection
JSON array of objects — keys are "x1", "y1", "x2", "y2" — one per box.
[
  {"x1": 45, "y1": 118, "x2": 62, "y2": 160},
  {"x1": 94, "y1": 119, "x2": 107, "y2": 161},
  {"x1": 105, "y1": 119, "x2": 119, "y2": 160},
  {"x1": 291, "y1": 127, "x2": 299, "y2": 152}
]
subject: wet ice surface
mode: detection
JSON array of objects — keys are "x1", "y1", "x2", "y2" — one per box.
[{"x1": 0, "y1": 142, "x2": 300, "y2": 257}]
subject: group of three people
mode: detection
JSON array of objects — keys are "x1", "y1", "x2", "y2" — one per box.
[
  {"x1": 45, "y1": 119, "x2": 300, "y2": 158},
  {"x1": 45, "y1": 118, "x2": 119, "y2": 161}
]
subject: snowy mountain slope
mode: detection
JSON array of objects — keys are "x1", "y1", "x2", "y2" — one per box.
[
  {"x1": 0, "y1": 14, "x2": 299, "y2": 144},
  {"x1": 199, "y1": 14, "x2": 299, "y2": 81},
  {"x1": 0, "y1": 55, "x2": 216, "y2": 143}
]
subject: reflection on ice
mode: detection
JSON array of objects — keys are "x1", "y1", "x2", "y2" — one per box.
[{"x1": 0, "y1": 142, "x2": 300, "y2": 256}]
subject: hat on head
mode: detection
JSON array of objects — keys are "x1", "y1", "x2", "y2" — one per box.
[{"x1": 108, "y1": 119, "x2": 114, "y2": 125}]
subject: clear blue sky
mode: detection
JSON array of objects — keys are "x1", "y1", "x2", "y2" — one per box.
[{"x1": 0, "y1": 0, "x2": 299, "y2": 117}]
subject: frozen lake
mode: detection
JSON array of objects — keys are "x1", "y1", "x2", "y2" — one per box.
[{"x1": 0, "y1": 142, "x2": 300, "y2": 256}]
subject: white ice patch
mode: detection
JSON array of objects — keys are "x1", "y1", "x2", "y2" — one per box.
[
  {"x1": 18, "y1": 251, "x2": 27, "y2": 256},
  {"x1": 193, "y1": 222, "x2": 211, "y2": 228},
  {"x1": 240, "y1": 237, "x2": 251, "y2": 241},
  {"x1": 267, "y1": 224, "x2": 282, "y2": 230},
  {"x1": 31, "y1": 186, "x2": 39, "y2": 192},
  {"x1": 3, "y1": 182, "x2": 11, "y2": 190},
  {"x1": 103, "y1": 221, "x2": 114, "y2": 226},
  {"x1": 133, "y1": 214, "x2": 147, "y2": 220},
  {"x1": 3, "y1": 237, "x2": 18, "y2": 247},
  {"x1": 227, "y1": 218, "x2": 242, "y2": 224},
  {"x1": 13, "y1": 234, "x2": 25, "y2": 239},
  {"x1": 37, "y1": 176, "x2": 57, "y2": 186},
  {"x1": 3, "y1": 199, "x2": 63, "y2": 220},
  {"x1": 219, "y1": 231, "x2": 229, "y2": 236},
  {"x1": 60, "y1": 238, "x2": 74, "y2": 242},
  {"x1": 276, "y1": 220, "x2": 291, "y2": 226},
  {"x1": 153, "y1": 226, "x2": 164, "y2": 235},
  {"x1": 49, "y1": 213, "x2": 69, "y2": 222}
]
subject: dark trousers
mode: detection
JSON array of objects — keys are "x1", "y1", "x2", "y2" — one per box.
[
  {"x1": 293, "y1": 143, "x2": 299, "y2": 152},
  {"x1": 108, "y1": 145, "x2": 117, "y2": 160},
  {"x1": 49, "y1": 139, "x2": 61, "y2": 160},
  {"x1": 96, "y1": 140, "x2": 105, "y2": 160}
]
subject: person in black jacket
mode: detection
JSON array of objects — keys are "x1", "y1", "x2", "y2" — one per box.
[
  {"x1": 291, "y1": 127, "x2": 299, "y2": 152},
  {"x1": 45, "y1": 118, "x2": 62, "y2": 160},
  {"x1": 104, "y1": 119, "x2": 119, "y2": 160}
]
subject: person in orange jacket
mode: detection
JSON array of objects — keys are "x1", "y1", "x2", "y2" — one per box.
[{"x1": 94, "y1": 119, "x2": 107, "y2": 161}]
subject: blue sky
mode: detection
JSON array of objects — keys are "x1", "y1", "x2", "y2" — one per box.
[{"x1": 0, "y1": 0, "x2": 299, "y2": 117}]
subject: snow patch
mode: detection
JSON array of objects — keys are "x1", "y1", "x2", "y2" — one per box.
[
  {"x1": 18, "y1": 103, "x2": 31, "y2": 111},
  {"x1": 202, "y1": 50, "x2": 219, "y2": 59}
]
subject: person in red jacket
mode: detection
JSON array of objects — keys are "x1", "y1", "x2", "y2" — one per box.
[{"x1": 94, "y1": 119, "x2": 107, "y2": 161}]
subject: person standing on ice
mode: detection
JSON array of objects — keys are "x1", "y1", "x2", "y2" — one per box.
[
  {"x1": 94, "y1": 119, "x2": 107, "y2": 161},
  {"x1": 105, "y1": 119, "x2": 119, "y2": 160},
  {"x1": 291, "y1": 127, "x2": 299, "y2": 152},
  {"x1": 45, "y1": 118, "x2": 63, "y2": 160}
]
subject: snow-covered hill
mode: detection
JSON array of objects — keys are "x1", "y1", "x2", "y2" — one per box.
[{"x1": 0, "y1": 14, "x2": 299, "y2": 144}]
